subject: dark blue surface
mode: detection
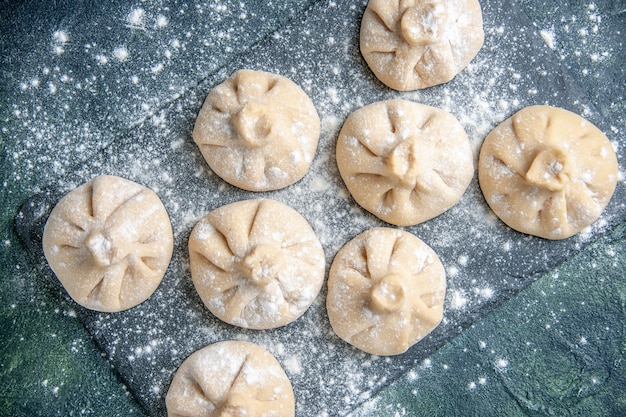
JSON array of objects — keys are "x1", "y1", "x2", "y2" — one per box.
[{"x1": 2, "y1": 1, "x2": 624, "y2": 416}]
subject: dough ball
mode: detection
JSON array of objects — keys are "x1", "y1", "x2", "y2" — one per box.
[
  {"x1": 42, "y1": 175, "x2": 174, "y2": 312},
  {"x1": 360, "y1": 0, "x2": 484, "y2": 91},
  {"x1": 336, "y1": 99, "x2": 474, "y2": 226},
  {"x1": 192, "y1": 69, "x2": 320, "y2": 191},
  {"x1": 478, "y1": 105, "x2": 619, "y2": 240},
  {"x1": 189, "y1": 199, "x2": 325, "y2": 329},
  {"x1": 165, "y1": 341, "x2": 295, "y2": 417},
  {"x1": 326, "y1": 228, "x2": 446, "y2": 356}
]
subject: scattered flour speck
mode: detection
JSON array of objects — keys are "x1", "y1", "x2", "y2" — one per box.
[{"x1": 540, "y1": 29, "x2": 556, "y2": 49}]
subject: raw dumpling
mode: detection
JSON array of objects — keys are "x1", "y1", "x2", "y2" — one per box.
[
  {"x1": 360, "y1": 0, "x2": 484, "y2": 91},
  {"x1": 165, "y1": 341, "x2": 295, "y2": 417},
  {"x1": 42, "y1": 175, "x2": 174, "y2": 312},
  {"x1": 336, "y1": 99, "x2": 474, "y2": 226},
  {"x1": 326, "y1": 228, "x2": 446, "y2": 356},
  {"x1": 478, "y1": 105, "x2": 619, "y2": 240},
  {"x1": 192, "y1": 69, "x2": 320, "y2": 191},
  {"x1": 188, "y1": 199, "x2": 325, "y2": 329}
]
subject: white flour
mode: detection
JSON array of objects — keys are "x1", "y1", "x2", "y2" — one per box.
[{"x1": 4, "y1": 0, "x2": 625, "y2": 416}]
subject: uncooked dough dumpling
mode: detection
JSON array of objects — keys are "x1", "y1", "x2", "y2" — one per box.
[
  {"x1": 192, "y1": 69, "x2": 320, "y2": 191},
  {"x1": 326, "y1": 228, "x2": 446, "y2": 356},
  {"x1": 189, "y1": 199, "x2": 325, "y2": 329},
  {"x1": 42, "y1": 175, "x2": 174, "y2": 312},
  {"x1": 336, "y1": 99, "x2": 474, "y2": 226},
  {"x1": 478, "y1": 105, "x2": 619, "y2": 240},
  {"x1": 360, "y1": 0, "x2": 484, "y2": 91},
  {"x1": 165, "y1": 340, "x2": 295, "y2": 417}
]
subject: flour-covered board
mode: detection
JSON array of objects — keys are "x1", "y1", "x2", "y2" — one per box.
[{"x1": 15, "y1": 0, "x2": 625, "y2": 416}]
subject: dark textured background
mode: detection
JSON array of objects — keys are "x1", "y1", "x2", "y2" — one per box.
[{"x1": 1, "y1": 1, "x2": 624, "y2": 416}]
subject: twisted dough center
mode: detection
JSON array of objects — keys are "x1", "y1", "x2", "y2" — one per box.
[
  {"x1": 525, "y1": 148, "x2": 572, "y2": 192},
  {"x1": 239, "y1": 244, "x2": 285, "y2": 287},
  {"x1": 400, "y1": 3, "x2": 447, "y2": 46},
  {"x1": 370, "y1": 273, "x2": 407, "y2": 314}
]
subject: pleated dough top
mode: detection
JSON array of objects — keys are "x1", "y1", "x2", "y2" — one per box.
[
  {"x1": 360, "y1": 0, "x2": 484, "y2": 90},
  {"x1": 336, "y1": 99, "x2": 474, "y2": 226},
  {"x1": 189, "y1": 199, "x2": 325, "y2": 329},
  {"x1": 478, "y1": 105, "x2": 619, "y2": 239},
  {"x1": 326, "y1": 228, "x2": 446, "y2": 356},
  {"x1": 42, "y1": 175, "x2": 173, "y2": 312},
  {"x1": 192, "y1": 69, "x2": 320, "y2": 191},
  {"x1": 166, "y1": 341, "x2": 295, "y2": 417}
]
